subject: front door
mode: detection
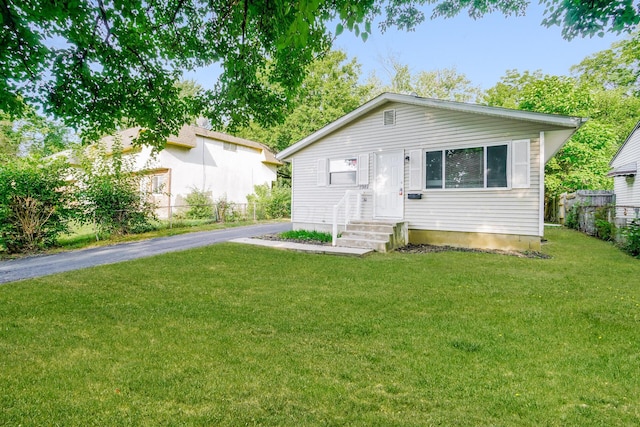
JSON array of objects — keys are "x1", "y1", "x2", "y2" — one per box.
[{"x1": 374, "y1": 150, "x2": 404, "y2": 219}]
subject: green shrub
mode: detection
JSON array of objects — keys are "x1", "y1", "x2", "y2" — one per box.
[
  {"x1": 565, "y1": 204, "x2": 580, "y2": 230},
  {"x1": 185, "y1": 188, "x2": 214, "y2": 220},
  {"x1": 0, "y1": 157, "x2": 76, "y2": 253},
  {"x1": 76, "y1": 138, "x2": 157, "y2": 236},
  {"x1": 594, "y1": 205, "x2": 615, "y2": 241},
  {"x1": 280, "y1": 230, "x2": 332, "y2": 243},
  {"x1": 621, "y1": 220, "x2": 640, "y2": 257},
  {"x1": 247, "y1": 183, "x2": 291, "y2": 220}
]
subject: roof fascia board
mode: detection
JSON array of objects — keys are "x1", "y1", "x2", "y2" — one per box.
[{"x1": 277, "y1": 92, "x2": 585, "y2": 161}]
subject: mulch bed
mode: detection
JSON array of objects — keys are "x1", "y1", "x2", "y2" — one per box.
[
  {"x1": 258, "y1": 234, "x2": 551, "y2": 258},
  {"x1": 396, "y1": 243, "x2": 551, "y2": 259}
]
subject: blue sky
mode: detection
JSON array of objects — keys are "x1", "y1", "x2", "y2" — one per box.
[
  {"x1": 332, "y1": 3, "x2": 625, "y2": 90},
  {"x1": 186, "y1": 3, "x2": 626, "y2": 92}
]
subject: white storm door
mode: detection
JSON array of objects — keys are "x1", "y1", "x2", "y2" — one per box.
[{"x1": 374, "y1": 150, "x2": 404, "y2": 219}]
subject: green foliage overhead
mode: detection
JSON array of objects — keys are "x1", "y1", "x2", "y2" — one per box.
[
  {"x1": 2, "y1": 0, "x2": 636, "y2": 149},
  {"x1": 540, "y1": 0, "x2": 640, "y2": 40}
]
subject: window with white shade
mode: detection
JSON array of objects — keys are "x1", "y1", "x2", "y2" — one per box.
[{"x1": 329, "y1": 158, "x2": 358, "y2": 185}]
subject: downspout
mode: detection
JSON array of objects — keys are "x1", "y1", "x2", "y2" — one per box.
[{"x1": 539, "y1": 131, "x2": 545, "y2": 237}]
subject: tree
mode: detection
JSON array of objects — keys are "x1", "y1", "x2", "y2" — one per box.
[
  {"x1": 572, "y1": 30, "x2": 640, "y2": 96},
  {"x1": 484, "y1": 71, "x2": 631, "y2": 197},
  {"x1": 371, "y1": 58, "x2": 481, "y2": 102},
  {"x1": 236, "y1": 50, "x2": 372, "y2": 153},
  {"x1": 539, "y1": 0, "x2": 640, "y2": 40},
  {"x1": 1, "y1": 103, "x2": 75, "y2": 161},
  {"x1": 2, "y1": 1, "x2": 636, "y2": 150}
]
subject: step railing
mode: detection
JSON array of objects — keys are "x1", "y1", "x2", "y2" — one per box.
[{"x1": 332, "y1": 190, "x2": 365, "y2": 246}]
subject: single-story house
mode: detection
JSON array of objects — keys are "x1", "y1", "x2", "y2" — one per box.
[
  {"x1": 277, "y1": 92, "x2": 585, "y2": 251},
  {"x1": 608, "y1": 120, "x2": 640, "y2": 224},
  {"x1": 99, "y1": 125, "x2": 282, "y2": 217}
]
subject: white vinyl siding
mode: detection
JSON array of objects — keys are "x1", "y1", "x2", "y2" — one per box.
[
  {"x1": 290, "y1": 102, "x2": 559, "y2": 236},
  {"x1": 611, "y1": 127, "x2": 640, "y2": 219}
]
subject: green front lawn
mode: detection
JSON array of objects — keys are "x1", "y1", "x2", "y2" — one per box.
[{"x1": 1, "y1": 227, "x2": 639, "y2": 425}]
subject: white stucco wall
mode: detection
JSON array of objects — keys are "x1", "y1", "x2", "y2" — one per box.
[{"x1": 129, "y1": 136, "x2": 278, "y2": 209}]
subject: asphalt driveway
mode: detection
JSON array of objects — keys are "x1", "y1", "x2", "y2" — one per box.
[{"x1": 0, "y1": 222, "x2": 291, "y2": 284}]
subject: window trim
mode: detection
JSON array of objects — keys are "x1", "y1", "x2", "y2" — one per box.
[
  {"x1": 151, "y1": 174, "x2": 166, "y2": 194},
  {"x1": 424, "y1": 142, "x2": 512, "y2": 191}
]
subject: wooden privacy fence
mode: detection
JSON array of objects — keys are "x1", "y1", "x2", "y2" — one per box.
[
  {"x1": 551, "y1": 190, "x2": 640, "y2": 242},
  {"x1": 554, "y1": 190, "x2": 616, "y2": 227}
]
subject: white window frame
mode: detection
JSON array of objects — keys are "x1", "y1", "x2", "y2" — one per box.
[
  {"x1": 223, "y1": 142, "x2": 237, "y2": 152},
  {"x1": 424, "y1": 142, "x2": 512, "y2": 191},
  {"x1": 328, "y1": 157, "x2": 359, "y2": 187},
  {"x1": 151, "y1": 174, "x2": 166, "y2": 194}
]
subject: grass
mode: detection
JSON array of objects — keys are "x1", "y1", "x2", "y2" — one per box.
[{"x1": 1, "y1": 227, "x2": 639, "y2": 426}]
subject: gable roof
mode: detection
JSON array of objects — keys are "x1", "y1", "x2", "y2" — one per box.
[
  {"x1": 609, "y1": 120, "x2": 640, "y2": 167},
  {"x1": 102, "y1": 125, "x2": 282, "y2": 166},
  {"x1": 276, "y1": 92, "x2": 586, "y2": 161}
]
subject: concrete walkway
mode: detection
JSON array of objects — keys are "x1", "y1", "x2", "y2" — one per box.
[
  {"x1": 0, "y1": 222, "x2": 292, "y2": 284},
  {"x1": 230, "y1": 237, "x2": 373, "y2": 257}
]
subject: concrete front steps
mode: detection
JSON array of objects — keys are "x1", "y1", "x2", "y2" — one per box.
[{"x1": 336, "y1": 220, "x2": 408, "y2": 253}]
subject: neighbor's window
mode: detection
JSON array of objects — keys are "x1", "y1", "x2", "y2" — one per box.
[
  {"x1": 151, "y1": 175, "x2": 166, "y2": 194},
  {"x1": 223, "y1": 142, "x2": 237, "y2": 152},
  {"x1": 329, "y1": 158, "x2": 358, "y2": 185},
  {"x1": 425, "y1": 144, "x2": 508, "y2": 189}
]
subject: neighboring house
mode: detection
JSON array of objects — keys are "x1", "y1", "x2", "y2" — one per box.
[
  {"x1": 99, "y1": 125, "x2": 281, "y2": 217},
  {"x1": 277, "y1": 93, "x2": 585, "y2": 251},
  {"x1": 608, "y1": 121, "x2": 640, "y2": 224}
]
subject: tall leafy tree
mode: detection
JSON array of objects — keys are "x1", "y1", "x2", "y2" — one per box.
[
  {"x1": 2, "y1": 0, "x2": 636, "y2": 149},
  {"x1": 484, "y1": 71, "x2": 638, "y2": 197},
  {"x1": 572, "y1": 30, "x2": 640, "y2": 96},
  {"x1": 237, "y1": 50, "x2": 373, "y2": 153},
  {"x1": 0, "y1": 107, "x2": 75, "y2": 161},
  {"x1": 371, "y1": 58, "x2": 481, "y2": 102}
]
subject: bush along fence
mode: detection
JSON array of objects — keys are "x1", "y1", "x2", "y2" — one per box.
[
  {"x1": 159, "y1": 202, "x2": 260, "y2": 226},
  {"x1": 554, "y1": 190, "x2": 640, "y2": 257}
]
